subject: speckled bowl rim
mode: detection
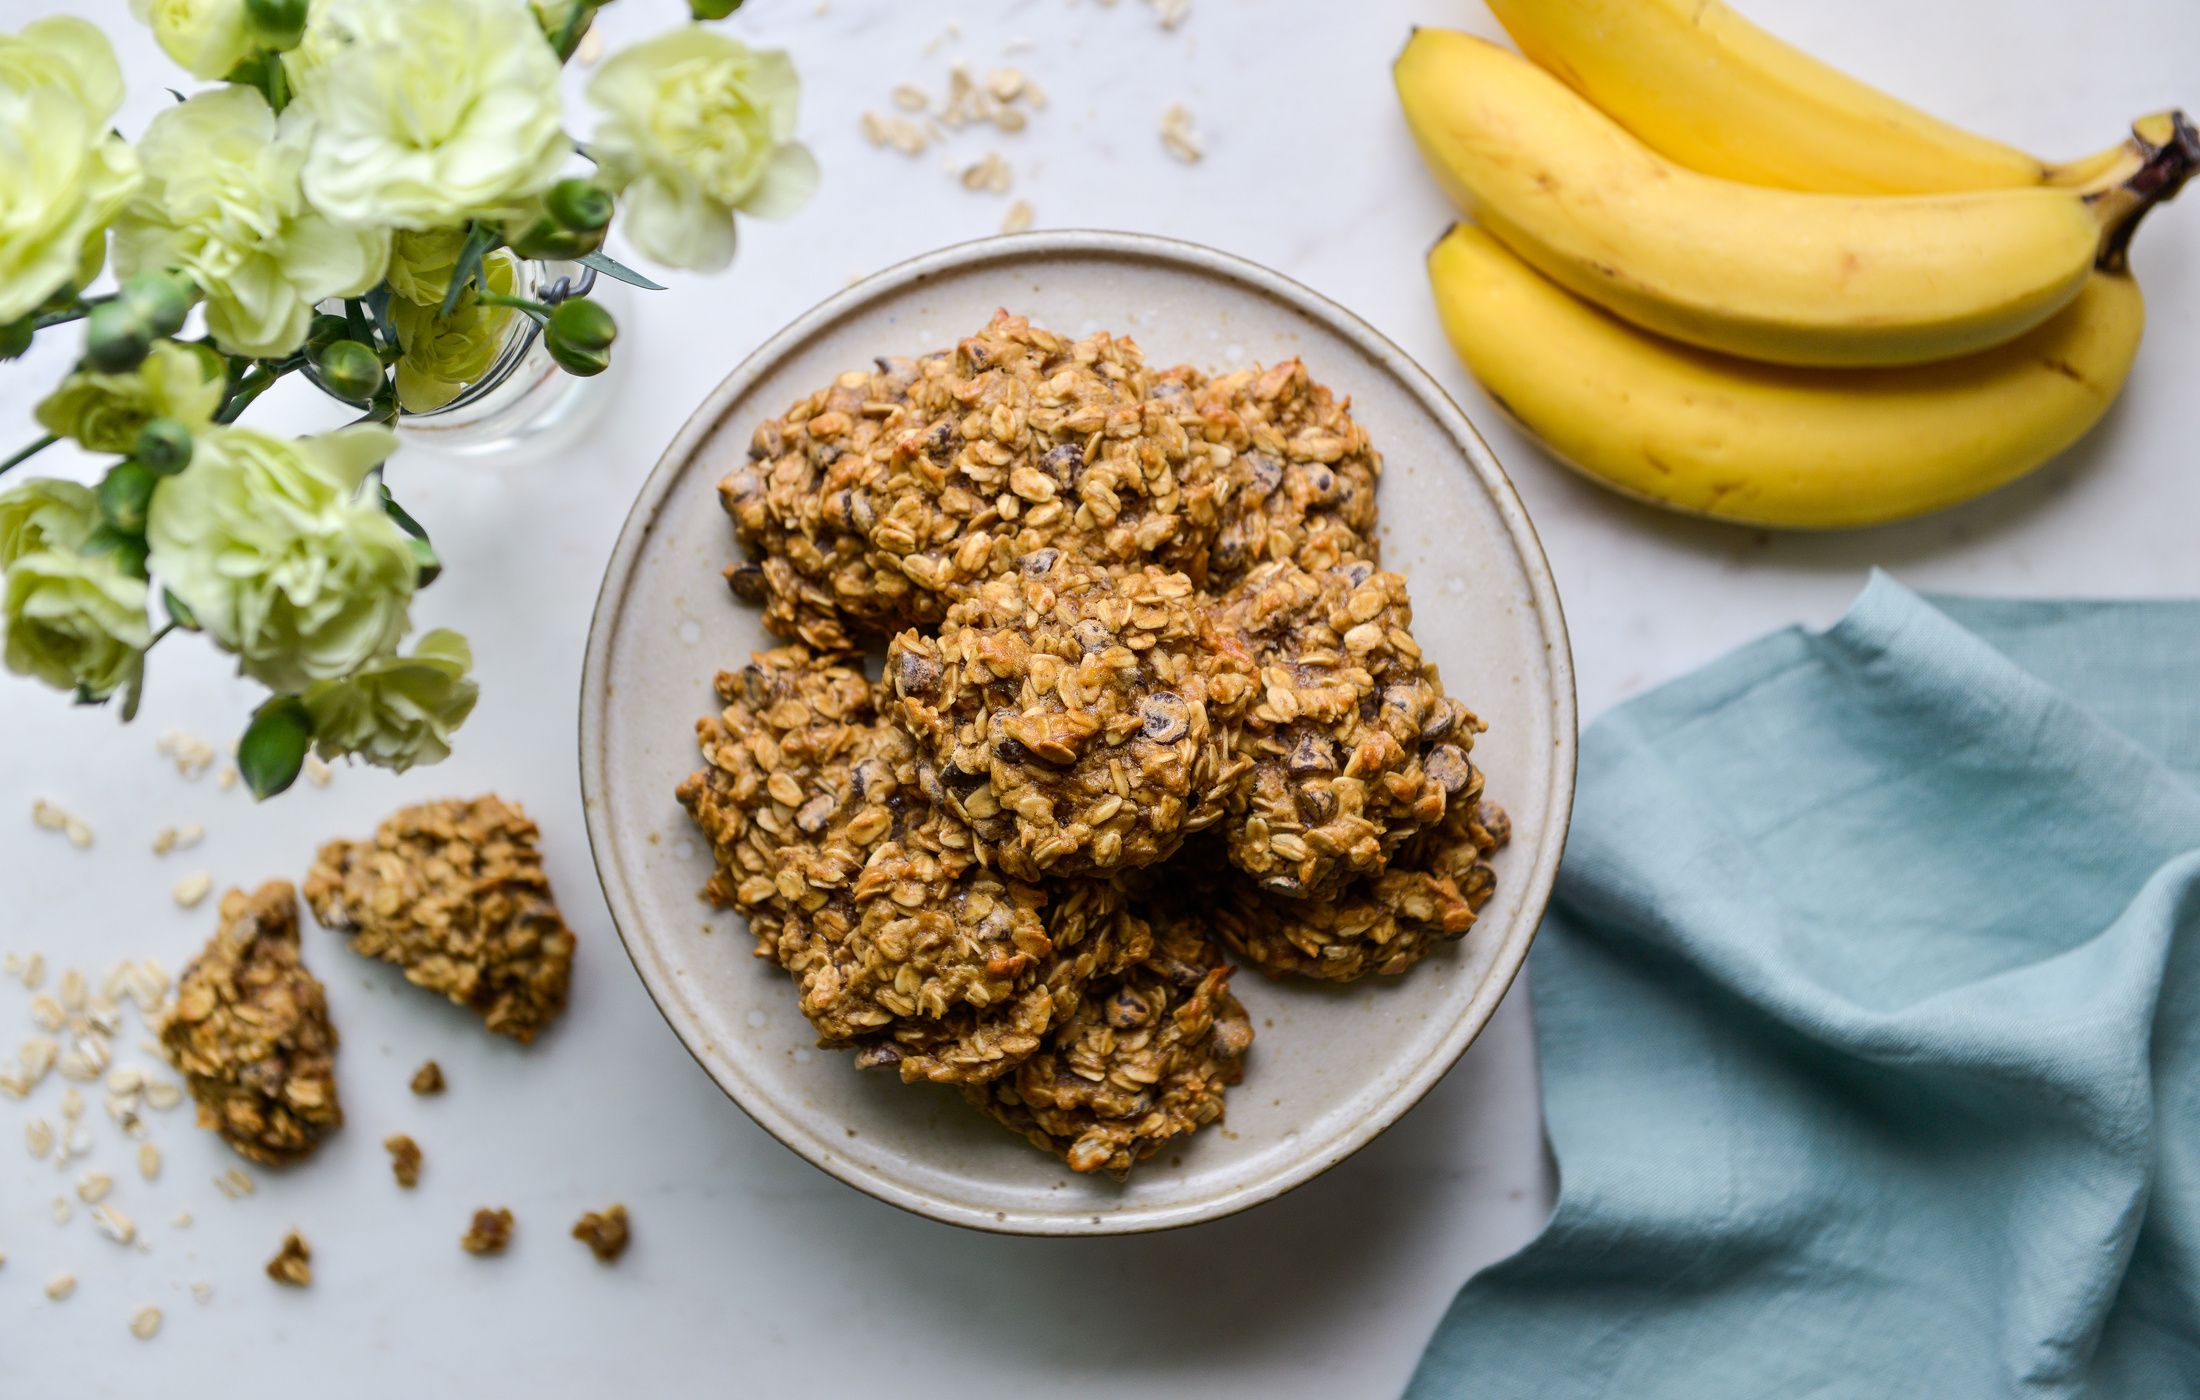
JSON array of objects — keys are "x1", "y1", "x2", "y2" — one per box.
[{"x1": 578, "y1": 229, "x2": 1576, "y2": 1236}]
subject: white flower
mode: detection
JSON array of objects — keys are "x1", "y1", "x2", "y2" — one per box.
[
  {"x1": 303, "y1": 628, "x2": 479, "y2": 771},
  {"x1": 293, "y1": 0, "x2": 568, "y2": 230},
  {"x1": 113, "y1": 86, "x2": 387, "y2": 359},
  {"x1": 128, "y1": 0, "x2": 253, "y2": 82},
  {"x1": 4, "y1": 549, "x2": 150, "y2": 701},
  {"x1": 586, "y1": 26, "x2": 815, "y2": 272},
  {"x1": 146, "y1": 424, "x2": 417, "y2": 693},
  {"x1": 34, "y1": 341, "x2": 227, "y2": 454},
  {"x1": 0, "y1": 18, "x2": 140, "y2": 325},
  {"x1": 0, "y1": 477, "x2": 97, "y2": 569}
]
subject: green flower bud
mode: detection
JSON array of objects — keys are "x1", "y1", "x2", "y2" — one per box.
[
  {"x1": 546, "y1": 178, "x2": 615, "y2": 234},
  {"x1": 690, "y1": 0, "x2": 746, "y2": 18},
  {"x1": 316, "y1": 340, "x2": 384, "y2": 405},
  {"x1": 97, "y1": 462, "x2": 158, "y2": 535},
  {"x1": 79, "y1": 524, "x2": 150, "y2": 581},
  {"x1": 0, "y1": 319, "x2": 33, "y2": 361},
  {"x1": 545, "y1": 329, "x2": 611, "y2": 377},
  {"x1": 548, "y1": 298, "x2": 617, "y2": 353},
  {"x1": 238, "y1": 695, "x2": 314, "y2": 800},
  {"x1": 243, "y1": 0, "x2": 312, "y2": 52},
  {"x1": 83, "y1": 302, "x2": 151, "y2": 374},
  {"x1": 306, "y1": 314, "x2": 352, "y2": 355},
  {"x1": 506, "y1": 219, "x2": 604, "y2": 262},
  {"x1": 136, "y1": 418, "x2": 195, "y2": 476},
  {"x1": 118, "y1": 274, "x2": 195, "y2": 340}
]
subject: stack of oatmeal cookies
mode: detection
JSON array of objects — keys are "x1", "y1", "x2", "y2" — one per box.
[{"x1": 678, "y1": 312, "x2": 1508, "y2": 1179}]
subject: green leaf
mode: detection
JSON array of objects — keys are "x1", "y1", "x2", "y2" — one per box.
[
  {"x1": 238, "y1": 697, "x2": 313, "y2": 800},
  {"x1": 576, "y1": 249, "x2": 665, "y2": 292},
  {"x1": 439, "y1": 223, "x2": 502, "y2": 317},
  {"x1": 379, "y1": 483, "x2": 441, "y2": 588},
  {"x1": 162, "y1": 588, "x2": 198, "y2": 630}
]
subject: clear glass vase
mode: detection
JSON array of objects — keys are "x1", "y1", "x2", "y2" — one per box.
[{"x1": 396, "y1": 260, "x2": 618, "y2": 457}]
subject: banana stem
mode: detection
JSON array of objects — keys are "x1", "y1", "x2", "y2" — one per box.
[{"x1": 2091, "y1": 109, "x2": 2200, "y2": 272}]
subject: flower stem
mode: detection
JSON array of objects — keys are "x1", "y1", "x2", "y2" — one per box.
[
  {"x1": 0, "y1": 433, "x2": 59, "y2": 477},
  {"x1": 216, "y1": 365, "x2": 286, "y2": 424},
  {"x1": 475, "y1": 292, "x2": 554, "y2": 326}
]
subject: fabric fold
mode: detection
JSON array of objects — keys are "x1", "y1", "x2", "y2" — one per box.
[{"x1": 1410, "y1": 576, "x2": 2200, "y2": 1400}]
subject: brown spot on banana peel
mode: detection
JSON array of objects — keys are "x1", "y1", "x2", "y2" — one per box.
[
  {"x1": 2090, "y1": 109, "x2": 2198, "y2": 272},
  {"x1": 2038, "y1": 357, "x2": 2102, "y2": 394}
]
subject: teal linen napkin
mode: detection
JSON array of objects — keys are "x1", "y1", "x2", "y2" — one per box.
[{"x1": 1411, "y1": 574, "x2": 2200, "y2": 1399}]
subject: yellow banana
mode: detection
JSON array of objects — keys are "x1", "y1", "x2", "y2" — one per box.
[
  {"x1": 1485, "y1": 0, "x2": 2123, "y2": 195},
  {"x1": 1426, "y1": 224, "x2": 2144, "y2": 529},
  {"x1": 1395, "y1": 30, "x2": 2191, "y2": 368}
]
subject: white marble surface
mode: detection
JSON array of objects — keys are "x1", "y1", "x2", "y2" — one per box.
[{"x1": 4, "y1": 1, "x2": 2196, "y2": 1395}]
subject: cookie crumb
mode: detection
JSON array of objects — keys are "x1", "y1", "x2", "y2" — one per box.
[
  {"x1": 266, "y1": 1231, "x2": 312, "y2": 1287},
  {"x1": 384, "y1": 1134, "x2": 422, "y2": 1189},
  {"x1": 46, "y1": 1272, "x2": 76, "y2": 1300},
  {"x1": 571, "y1": 1204, "x2": 629, "y2": 1262},
  {"x1": 130, "y1": 1305, "x2": 162, "y2": 1339},
  {"x1": 461, "y1": 1208, "x2": 513, "y2": 1256},
  {"x1": 409, "y1": 1060, "x2": 445, "y2": 1095}
]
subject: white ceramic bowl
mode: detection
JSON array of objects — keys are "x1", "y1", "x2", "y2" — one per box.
[{"x1": 579, "y1": 231, "x2": 1575, "y2": 1235}]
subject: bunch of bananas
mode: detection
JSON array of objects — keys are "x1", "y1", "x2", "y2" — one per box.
[{"x1": 1396, "y1": 2, "x2": 2196, "y2": 528}]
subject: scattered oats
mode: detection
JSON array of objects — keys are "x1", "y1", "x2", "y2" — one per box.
[
  {"x1": 217, "y1": 765, "x2": 237, "y2": 791},
  {"x1": 138, "y1": 1142, "x2": 161, "y2": 1181},
  {"x1": 1147, "y1": 0, "x2": 1191, "y2": 29},
  {"x1": 20, "y1": 951, "x2": 45, "y2": 990},
  {"x1": 191, "y1": 1280, "x2": 213, "y2": 1303},
  {"x1": 960, "y1": 151, "x2": 1013, "y2": 193},
  {"x1": 409, "y1": 1059, "x2": 445, "y2": 1095},
  {"x1": 153, "y1": 827, "x2": 176, "y2": 855},
  {"x1": 461, "y1": 1207, "x2": 514, "y2": 1255},
  {"x1": 267, "y1": 1231, "x2": 312, "y2": 1287},
  {"x1": 45, "y1": 1272, "x2": 76, "y2": 1301},
  {"x1": 119, "y1": 960, "x2": 171, "y2": 1015},
  {"x1": 923, "y1": 23, "x2": 959, "y2": 56},
  {"x1": 572, "y1": 1204, "x2": 631, "y2": 1263},
  {"x1": 58, "y1": 1034, "x2": 109, "y2": 1082},
  {"x1": 152, "y1": 824, "x2": 204, "y2": 857},
  {"x1": 993, "y1": 104, "x2": 1027, "y2": 134},
  {"x1": 172, "y1": 1210, "x2": 192, "y2": 1228},
  {"x1": 303, "y1": 755, "x2": 332, "y2": 788},
  {"x1": 65, "y1": 816, "x2": 93, "y2": 848},
  {"x1": 59, "y1": 967, "x2": 85, "y2": 1010},
  {"x1": 145, "y1": 1079, "x2": 183, "y2": 1112},
  {"x1": 60, "y1": 1086, "x2": 83, "y2": 1121},
  {"x1": 51, "y1": 1196, "x2": 72, "y2": 1226},
  {"x1": 27, "y1": 1118, "x2": 53, "y2": 1159},
  {"x1": 891, "y1": 82, "x2": 929, "y2": 112},
  {"x1": 76, "y1": 1170, "x2": 113, "y2": 1203},
  {"x1": 91, "y1": 1204, "x2": 135, "y2": 1245},
  {"x1": 130, "y1": 1305, "x2": 162, "y2": 1339},
  {"x1": 216, "y1": 1166, "x2": 257, "y2": 1199},
  {"x1": 862, "y1": 112, "x2": 930, "y2": 156},
  {"x1": 32, "y1": 798, "x2": 69, "y2": 831},
  {"x1": 1160, "y1": 103, "x2": 1203, "y2": 163},
  {"x1": 30, "y1": 994, "x2": 63, "y2": 1032},
  {"x1": 156, "y1": 730, "x2": 217, "y2": 779},
  {"x1": 107, "y1": 1066, "x2": 143, "y2": 1096},
  {"x1": 813, "y1": 0, "x2": 828, "y2": 13},
  {"x1": 1022, "y1": 77, "x2": 1049, "y2": 110},
  {"x1": 106, "y1": 1094, "x2": 142, "y2": 1135},
  {"x1": 172, "y1": 872, "x2": 213, "y2": 909},
  {"x1": 986, "y1": 67, "x2": 1026, "y2": 102}
]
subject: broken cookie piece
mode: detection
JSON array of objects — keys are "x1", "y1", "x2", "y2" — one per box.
[
  {"x1": 158, "y1": 882, "x2": 342, "y2": 1165},
  {"x1": 462, "y1": 1207, "x2": 514, "y2": 1255},
  {"x1": 305, "y1": 796, "x2": 576, "y2": 1043},
  {"x1": 571, "y1": 1204, "x2": 629, "y2": 1262},
  {"x1": 409, "y1": 1059, "x2": 445, "y2": 1095},
  {"x1": 267, "y1": 1231, "x2": 312, "y2": 1287},
  {"x1": 384, "y1": 1134, "x2": 422, "y2": 1188}
]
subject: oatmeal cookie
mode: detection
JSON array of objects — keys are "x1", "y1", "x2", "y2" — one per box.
[
  {"x1": 719, "y1": 312, "x2": 1230, "y2": 649},
  {"x1": 160, "y1": 882, "x2": 342, "y2": 1166},
  {"x1": 1214, "y1": 557, "x2": 1482, "y2": 899},
  {"x1": 1197, "y1": 358, "x2": 1382, "y2": 585},
  {"x1": 1207, "y1": 791, "x2": 1510, "y2": 981},
  {"x1": 677, "y1": 646, "x2": 1148, "y2": 1084},
  {"x1": 963, "y1": 901, "x2": 1253, "y2": 1178},
  {"x1": 304, "y1": 796, "x2": 576, "y2": 1043},
  {"x1": 887, "y1": 553, "x2": 1256, "y2": 879}
]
